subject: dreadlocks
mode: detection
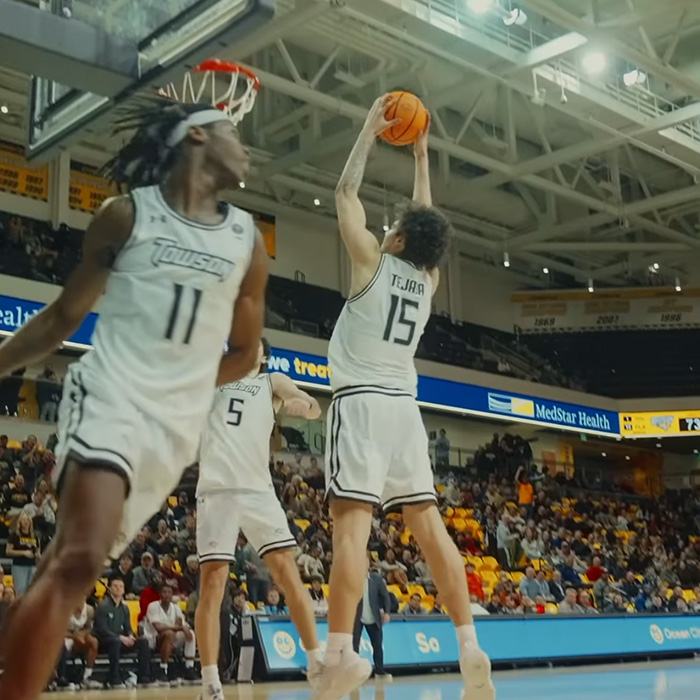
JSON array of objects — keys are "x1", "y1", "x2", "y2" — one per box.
[{"x1": 101, "y1": 97, "x2": 215, "y2": 191}]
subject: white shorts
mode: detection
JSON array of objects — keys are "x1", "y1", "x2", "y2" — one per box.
[
  {"x1": 196, "y1": 488, "x2": 297, "y2": 563},
  {"x1": 54, "y1": 366, "x2": 198, "y2": 558},
  {"x1": 325, "y1": 386, "x2": 437, "y2": 512}
]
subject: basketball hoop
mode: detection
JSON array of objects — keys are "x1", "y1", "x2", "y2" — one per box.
[{"x1": 158, "y1": 59, "x2": 260, "y2": 127}]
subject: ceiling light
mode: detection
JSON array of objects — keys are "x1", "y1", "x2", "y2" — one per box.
[
  {"x1": 675, "y1": 277, "x2": 682, "y2": 292},
  {"x1": 656, "y1": 443, "x2": 662, "y2": 448},
  {"x1": 382, "y1": 225, "x2": 390, "y2": 232},
  {"x1": 0, "y1": 105, "x2": 7, "y2": 115},
  {"x1": 542, "y1": 267, "x2": 549, "y2": 274},
  {"x1": 652, "y1": 262, "x2": 660, "y2": 270},
  {"x1": 694, "y1": 449, "x2": 699, "y2": 455},
  {"x1": 467, "y1": 0, "x2": 495, "y2": 14},
  {"x1": 503, "y1": 251, "x2": 510, "y2": 268},
  {"x1": 582, "y1": 51, "x2": 606, "y2": 76},
  {"x1": 313, "y1": 198, "x2": 321, "y2": 206},
  {"x1": 625, "y1": 455, "x2": 631, "y2": 461},
  {"x1": 503, "y1": 8, "x2": 527, "y2": 25},
  {"x1": 239, "y1": 182, "x2": 246, "y2": 189},
  {"x1": 601, "y1": 452, "x2": 607, "y2": 457},
  {"x1": 587, "y1": 277, "x2": 594, "y2": 293},
  {"x1": 623, "y1": 69, "x2": 647, "y2": 87}
]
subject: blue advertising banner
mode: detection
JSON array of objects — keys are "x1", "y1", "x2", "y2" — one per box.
[
  {"x1": 0, "y1": 294, "x2": 97, "y2": 347},
  {"x1": 256, "y1": 615, "x2": 700, "y2": 671},
  {"x1": 0, "y1": 293, "x2": 619, "y2": 435}
]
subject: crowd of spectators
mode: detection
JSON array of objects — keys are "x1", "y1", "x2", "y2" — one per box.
[{"x1": 0, "y1": 426, "x2": 699, "y2": 687}]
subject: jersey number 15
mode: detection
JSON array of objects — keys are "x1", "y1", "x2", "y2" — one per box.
[{"x1": 383, "y1": 294, "x2": 418, "y2": 346}]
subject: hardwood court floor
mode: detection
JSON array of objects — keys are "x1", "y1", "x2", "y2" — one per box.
[{"x1": 40, "y1": 660, "x2": 700, "y2": 700}]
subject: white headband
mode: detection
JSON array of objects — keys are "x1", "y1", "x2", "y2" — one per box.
[{"x1": 166, "y1": 109, "x2": 231, "y2": 147}]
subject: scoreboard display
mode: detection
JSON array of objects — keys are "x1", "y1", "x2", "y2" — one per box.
[{"x1": 620, "y1": 411, "x2": 700, "y2": 437}]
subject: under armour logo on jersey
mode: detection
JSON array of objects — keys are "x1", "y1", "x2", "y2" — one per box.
[
  {"x1": 151, "y1": 237, "x2": 236, "y2": 280},
  {"x1": 232, "y1": 223, "x2": 244, "y2": 236},
  {"x1": 150, "y1": 214, "x2": 167, "y2": 223}
]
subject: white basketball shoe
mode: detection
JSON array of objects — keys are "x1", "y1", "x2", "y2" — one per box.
[
  {"x1": 311, "y1": 651, "x2": 372, "y2": 700},
  {"x1": 460, "y1": 645, "x2": 496, "y2": 700}
]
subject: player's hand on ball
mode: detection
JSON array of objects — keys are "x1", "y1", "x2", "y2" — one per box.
[
  {"x1": 364, "y1": 94, "x2": 401, "y2": 137},
  {"x1": 414, "y1": 111, "x2": 430, "y2": 158}
]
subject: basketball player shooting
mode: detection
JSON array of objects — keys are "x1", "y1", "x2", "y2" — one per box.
[
  {"x1": 313, "y1": 94, "x2": 495, "y2": 700},
  {"x1": 195, "y1": 337, "x2": 324, "y2": 700},
  {"x1": 0, "y1": 98, "x2": 268, "y2": 700}
]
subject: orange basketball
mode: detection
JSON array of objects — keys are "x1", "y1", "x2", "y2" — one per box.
[{"x1": 380, "y1": 91, "x2": 428, "y2": 146}]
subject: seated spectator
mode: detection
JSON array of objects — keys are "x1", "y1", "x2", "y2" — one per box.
[
  {"x1": 143, "y1": 583, "x2": 197, "y2": 685},
  {"x1": 579, "y1": 590, "x2": 599, "y2": 614},
  {"x1": 521, "y1": 528, "x2": 543, "y2": 561},
  {"x1": 586, "y1": 555, "x2": 604, "y2": 583},
  {"x1": 605, "y1": 593, "x2": 628, "y2": 613},
  {"x1": 414, "y1": 551, "x2": 433, "y2": 588},
  {"x1": 593, "y1": 569, "x2": 613, "y2": 610},
  {"x1": 635, "y1": 585, "x2": 653, "y2": 612},
  {"x1": 153, "y1": 519, "x2": 177, "y2": 555},
  {"x1": 57, "y1": 598, "x2": 101, "y2": 690},
  {"x1": 106, "y1": 553, "x2": 135, "y2": 598},
  {"x1": 376, "y1": 549, "x2": 409, "y2": 593},
  {"x1": 404, "y1": 593, "x2": 425, "y2": 615},
  {"x1": 297, "y1": 544, "x2": 325, "y2": 584},
  {"x1": 133, "y1": 552, "x2": 158, "y2": 596},
  {"x1": 130, "y1": 528, "x2": 158, "y2": 565},
  {"x1": 20, "y1": 489, "x2": 56, "y2": 541},
  {"x1": 558, "y1": 588, "x2": 585, "y2": 614},
  {"x1": 172, "y1": 491, "x2": 190, "y2": 523},
  {"x1": 94, "y1": 577, "x2": 150, "y2": 688},
  {"x1": 621, "y1": 571, "x2": 640, "y2": 601},
  {"x1": 549, "y1": 570, "x2": 566, "y2": 603},
  {"x1": 159, "y1": 554, "x2": 184, "y2": 599},
  {"x1": 650, "y1": 594, "x2": 668, "y2": 613},
  {"x1": 176, "y1": 514, "x2": 196, "y2": 549},
  {"x1": 7, "y1": 512, "x2": 40, "y2": 594},
  {"x1": 148, "y1": 502, "x2": 175, "y2": 532},
  {"x1": 262, "y1": 587, "x2": 289, "y2": 615},
  {"x1": 286, "y1": 511, "x2": 303, "y2": 540},
  {"x1": 308, "y1": 576, "x2": 328, "y2": 616},
  {"x1": 431, "y1": 592, "x2": 445, "y2": 615},
  {"x1": 519, "y1": 566, "x2": 541, "y2": 601},
  {"x1": 4, "y1": 474, "x2": 31, "y2": 519},
  {"x1": 465, "y1": 562, "x2": 485, "y2": 602},
  {"x1": 181, "y1": 555, "x2": 200, "y2": 597}
]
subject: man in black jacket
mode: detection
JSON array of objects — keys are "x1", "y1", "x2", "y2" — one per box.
[
  {"x1": 353, "y1": 555, "x2": 391, "y2": 679},
  {"x1": 548, "y1": 570, "x2": 566, "y2": 604},
  {"x1": 94, "y1": 577, "x2": 150, "y2": 688}
]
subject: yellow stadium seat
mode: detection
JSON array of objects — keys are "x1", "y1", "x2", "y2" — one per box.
[
  {"x1": 435, "y1": 484, "x2": 445, "y2": 494},
  {"x1": 579, "y1": 574, "x2": 590, "y2": 584},
  {"x1": 93, "y1": 579, "x2": 108, "y2": 600},
  {"x1": 407, "y1": 584, "x2": 426, "y2": 598},
  {"x1": 481, "y1": 557, "x2": 499, "y2": 572},
  {"x1": 445, "y1": 507, "x2": 455, "y2": 518},
  {"x1": 247, "y1": 602, "x2": 257, "y2": 611},
  {"x1": 452, "y1": 518, "x2": 467, "y2": 532},
  {"x1": 387, "y1": 584, "x2": 407, "y2": 601},
  {"x1": 400, "y1": 530, "x2": 412, "y2": 545},
  {"x1": 322, "y1": 584, "x2": 330, "y2": 598},
  {"x1": 454, "y1": 508, "x2": 467, "y2": 519},
  {"x1": 295, "y1": 519, "x2": 310, "y2": 531},
  {"x1": 511, "y1": 572, "x2": 525, "y2": 583},
  {"x1": 481, "y1": 571, "x2": 499, "y2": 587},
  {"x1": 545, "y1": 603, "x2": 558, "y2": 614},
  {"x1": 371, "y1": 551, "x2": 379, "y2": 561},
  {"x1": 683, "y1": 589, "x2": 697, "y2": 602},
  {"x1": 168, "y1": 496, "x2": 177, "y2": 507},
  {"x1": 126, "y1": 601, "x2": 140, "y2": 634}
]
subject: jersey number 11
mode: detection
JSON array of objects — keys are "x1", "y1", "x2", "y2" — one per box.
[{"x1": 165, "y1": 283, "x2": 203, "y2": 344}]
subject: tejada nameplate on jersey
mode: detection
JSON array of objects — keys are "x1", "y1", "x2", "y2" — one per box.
[{"x1": 0, "y1": 294, "x2": 618, "y2": 436}]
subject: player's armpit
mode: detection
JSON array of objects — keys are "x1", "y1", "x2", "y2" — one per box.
[
  {"x1": 335, "y1": 189, "x2": 381, "y2": 269},
  {"x1": 0, "y1": 196, "x2": 133, "y2": 377},
  {"x1": 217, "y1": 230, "x2": 269, "y2": 385}
]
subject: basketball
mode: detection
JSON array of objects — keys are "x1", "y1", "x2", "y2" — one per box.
[{"x1": 380, "y1": 91, "x2": 429, "y2": 146}]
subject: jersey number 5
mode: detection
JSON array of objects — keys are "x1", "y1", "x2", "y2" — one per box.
[
  {"x1": 165, "y1": 284, "x2": 203, "y2": 344},
  {"x1": 226, "y1": 398, "x2": 244, "y2": 426},
  {"x1": 383, "y1": 294, "x2": 418, "y2": 346}
]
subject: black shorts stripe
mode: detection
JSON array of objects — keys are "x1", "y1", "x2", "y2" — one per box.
[
  {"x1": 199, "y1": 553, "x2": 236, "y2": 563},
  {"x1": 330, "y1": 398, "x2": 342, "y2": 483},
  {"x1": 383, "y1": 491, "x2": 437, "y2": 508},
  {"x1": 327, "y1": 484, "x2": 380, "y2": 506},
  {"x1": 69, "y1": 435, "x2": 135, "y2": 476},
  {"x1": 259, "y1": 540, "x2": 297, "y2": 557},
  {"x1": 57, "y1": 453, "x2": 132, "y2": 498},
  {"x1": 333, "y1": 385, "x2": 413, "y2": 399},
  {"x1": 383, "y1": 496, "x2": 437, "y2": 514},
  {"x1": 348, "y1": 256, "x2": 385, "y2": 304}
]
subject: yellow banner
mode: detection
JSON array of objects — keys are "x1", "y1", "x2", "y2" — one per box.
[
  {"x1": 620, "y1": 411, "x2": 700, "y2": 437},
  {"x1": 0, "y1": 141, "x2": 48, "y2": 201},
  {"x1": 248, "y1": 210, "x2": 276, "y2": 259},
  {"x1": 69, "y1": 162, "x2": 117, "y2": 213}
]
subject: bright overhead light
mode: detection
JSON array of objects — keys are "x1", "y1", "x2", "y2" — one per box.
[
  {"x1": 467, "y1": 0, "x2": 495, "y2": 14},
  {"x1": 652, "y1": 262, "x2": 660, "y2": 270},
  {"x1": 623, "y1": 69, "x2": 647, "y2": 87},
  {"x1": 382, "y1": 224, "x2": 390, "y2": 232},
  {"x1": 503, "y1": 251, "x2": 510, "y2": 268},
  {"x1": 582, "y1": 51, "x2": 606, "y2": 75},
  {"x1": 694, "y1": 449, "x2": 699, "y2": 455},
  {"x1": 587, "y1": 277, "x2": 594, "y2": 293},
  {"x1": 675, "y1": 276, "x2": 682, "y2": 292},
  {"x1": 503, "y1": 8, "x2": 527, "y2": 25},
  {"x1": 239, "y1": 182, "x2": 246, "y2": 189},
  {"x1": 542, "y1": 267, "x2": 549, "y2": 274},
  {"x1": 601, "y1": 452, "x2": 607, "y2": 457},
  {"x1": 0, "y1": 105, "x2": 8, "y2": 115},
  {"x1": 656, "y1": 443, "x2": 662, "y2": 448},
  {"x1": 625, "y1": 455, "x2": 631, "y2": 461},
  {"x1": 313, "y1": 198, "x2": 321, "y2": 206}
]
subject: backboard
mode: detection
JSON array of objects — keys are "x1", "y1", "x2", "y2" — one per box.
[{"x1": 22, "y1": 0, "x2": 275, "y2": 161}]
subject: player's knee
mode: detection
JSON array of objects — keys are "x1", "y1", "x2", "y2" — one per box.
[
  {"x1": 199, "y1": 562, "x2": 229, "y2": 595},
  {"x1": 264, "y1": 550, "x2": 297, "y2": 590},
  {"x1": 50, "y1": 541, "x2": 106, "y2": 588}
]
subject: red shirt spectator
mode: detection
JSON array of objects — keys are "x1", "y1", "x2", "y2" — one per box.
[
  {"x1": 138, "y1": 585, "x2": 160, "y2": 622},
  {"x1": 465, "y1": 563, "x2": 485, "y2": 601},
  {"x1": 586, "y1": 556, "x2": 604, "y2": 583}
]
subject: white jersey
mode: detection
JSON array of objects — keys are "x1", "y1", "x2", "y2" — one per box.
[
  {"x1": 329, "y1": 254, "x2": 432, "y2": 395},
  {"x1": 67, "y1": 603, "x2": 89, "y2": 633},
  {"x1": 198, "y1": 373, "x2": 275, "y2": 494},
  {"x1": 77, "y1": 185, "x2": 255, "y2": 432}
]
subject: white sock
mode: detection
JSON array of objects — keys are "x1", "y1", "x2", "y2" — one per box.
[
  {"x1": 83, "y1": 668, "x2": 93, "y2": 681},
  {"x1": 325, "y1": 633, "x2": 353, "y2": 666},
  {"x1": 307, "y1": 647, "x2": 323, "y2": 670},
  {"x1": 456, "y1": 624, "x2": 479, "y2": 649},
  {"x1": 185, "y1": 658, "x2": 194, "y2": 668},
  {"x1": 202, "y1": 665, "x2": 221, "y2": 687},
  {"x1": 160, "y1": 662, "x2": 168, "y2": 672}
]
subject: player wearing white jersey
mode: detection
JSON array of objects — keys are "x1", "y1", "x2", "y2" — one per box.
[
  {"x1": 195, "y1": 338, "x2": 323, "y2": 700},
  {"x1": 313, "y1": 96, "x2": 495, "y2": 700},
  {"x1": 0, "y1": 99, "x2": 268, "y2": 700}
]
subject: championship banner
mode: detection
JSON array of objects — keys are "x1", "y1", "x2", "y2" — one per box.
[
  {"x1": 620, "y1": 410, "x2": 700, "y2": 438},
  {"x1": 512, "y1": 287, "x2": 700, "y2": 333},
  {"x1": 69, "y1": 161, "x2": 117, "y2": 213},
  {"x1": 0, "y1": 140, "x2": 48, "y2": 201}
]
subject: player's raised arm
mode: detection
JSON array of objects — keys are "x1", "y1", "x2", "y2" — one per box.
[
  {"x1": 270, "y1": 372, "x2": 321, "y2": 419},
  {"x1": 335, "y1": 95, "x2": 399, "y2": 267},
  {"x1": 412, "y1": 115, "x2": 432, "y2": 207},
  {"x1": 0, "y1": 197, "x2": 132, "y2": 377},
  {"x1": 217, "y1": 230, "x2": 269, "y2": 385}
]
